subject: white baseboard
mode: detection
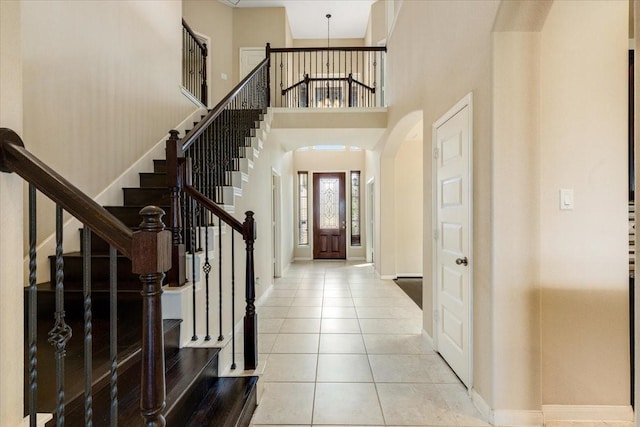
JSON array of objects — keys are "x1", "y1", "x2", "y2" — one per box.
[
  {"x1": 256, "y1": 284, "x2": 274, "y2": 306},
  {"x1": 380, "y1": 274, "x2": 395, "y2": 280},
  {"x1": 470, "y1": 390, "x2": 543, "y2": 427},
  {"x1": 492, "y1": 409, "x2": 544, "y2": 426},
  {"x1": 470, "y1": 389, "x2": 493, "y2": 424},
  {"x1": 396, "y1": 273, "x2": 423, "y2": 278},
  {"x1": 293, "y1": 257, "x2": 313, "y2": 261},
  {"x1": 542, "y1": 405, "x2": 634, "y2": 422},
  {"x1": 421, "y1": 330, "x2": 434, "y2": 349}
]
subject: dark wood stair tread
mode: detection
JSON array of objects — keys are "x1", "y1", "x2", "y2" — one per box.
[
  {"x1": 56, "y1": 346, "x2": 221, "y2": 427},
  {"x1": 40, "y1": 319, "x2": 187, "y2": 426},
  {"x1": 182, "y1": 376, "x2": 258, "y2": 427}
]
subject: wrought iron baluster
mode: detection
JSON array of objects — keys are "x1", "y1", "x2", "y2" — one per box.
[
  {"x1": 82, "y1": 226, "x2": 93, "y2": 426},
  {"x1": 204, "y1": 212, "x2": 212, "y2": 341},
  {"x1": 109, "y1": 245, "x2": 118, "y2": 427},
  {"x1": 231, "y1": 231, "x2": 236, "y2": 370},
  {"x1": 28, "y1": 184, "x2": 37, "y2": 427},
  {"x1": 196, "y1": 139, "x2": 203, "y2": 252},
  {"x1": 48, "y1": 204, "x2": 72, "y2": 427},
  {"x1": 218, "y1": 216, "x2": 224, "y2": 341},
  {"x1": 189, "y1": 195, "x2": 198, "y2": 341}
]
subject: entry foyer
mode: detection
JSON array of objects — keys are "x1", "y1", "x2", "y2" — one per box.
[{"x1": 249, "y1": 261, "x2": 485, "y2": 426}]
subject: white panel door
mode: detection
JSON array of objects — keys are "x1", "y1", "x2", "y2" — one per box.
[
  {"x1": 433, "y1": 94, "x2": 473, "y2": 388},
  {"x1": 240, "y1": 47, "x2": 266, "y2": 79}
]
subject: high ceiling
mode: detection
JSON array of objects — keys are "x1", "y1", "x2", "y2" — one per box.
[{"x1": 220, "y1": 0, "x2": 376, "y2": 39}]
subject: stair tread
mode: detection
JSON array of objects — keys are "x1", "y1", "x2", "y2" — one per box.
[
  {"x1": 184, "y1": 376, "x2": 258, "y2": 427},
  {"x1": 62, "y1": 347, "x2": 220, "y2": 427},
  {"x1": 42, "y1": 319, "x2": 199, "y2": 427}
]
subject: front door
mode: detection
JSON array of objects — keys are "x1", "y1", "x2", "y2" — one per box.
[
  {"x1": 433, "y1": 94, "x2": 473, "y2": 388},
  {"x1": 313, "y1": 172, "x2": 346, "y2": 259}
]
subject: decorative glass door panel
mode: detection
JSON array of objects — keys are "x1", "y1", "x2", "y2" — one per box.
[
  {"x1": 319, "y1": 178, "x2": 340, "y2": 229},
  {"x1": 313, "y1": 173, "x2": 346, "y2": 259}
]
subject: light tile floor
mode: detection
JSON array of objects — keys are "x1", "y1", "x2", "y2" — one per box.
[{"x1": 249, "y1": 261, "x2": 488, "y2": 427}]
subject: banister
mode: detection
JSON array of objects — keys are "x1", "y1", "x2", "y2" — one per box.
[
  {"x1": 182, "y1": 18, "x2": 207, "y2": 53},
  {"x1": 351, "y1": 77, "x2": 376, "y2": 93},
  {"x1": 184, "y1": 185, "x2": 243, "y2": 233},
  {"x1": 0, "y1": 128, "x2": 134, "y2": 257},
  {"x1": 181, "y1": 57, "x2": 270, "y2": 153},
  {"x1": 269, "y1": 46, "x2": 386, "y2": 53}
]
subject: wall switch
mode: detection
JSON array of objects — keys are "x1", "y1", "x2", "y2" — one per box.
[
  {"x1": 221, "y1": 73, "x2": 228, "y2": 80},
  {"x1": 560, "y1": 188, "x2": 574, "y2": 210}
]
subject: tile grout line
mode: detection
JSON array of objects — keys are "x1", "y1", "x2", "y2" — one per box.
[{"x1": 309, "y1": 276, "x2": 325, "y2": 427}]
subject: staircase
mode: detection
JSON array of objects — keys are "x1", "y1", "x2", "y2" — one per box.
[{"x1": 21, "y1": 104, "x2": 272, "y2": 425}]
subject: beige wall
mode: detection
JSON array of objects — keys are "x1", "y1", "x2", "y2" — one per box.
[
  {"x1": 233, "y1": 130, "x2": 293, "y2": 303},
  {"x1": 367, "y1": 0, "x2": 387, "y2": 46},
  {"x1": 385, "y1": 0, "x2": 499, "y2": 403},
  {"x1": 538, "y1": 0, "x2": 629, "y2": 406},
  {"x1": 394, "y1": 137, "x2": 423, "y2": 276},
  {"x1": 183, "y1": 0, "x2": 234, "y2": 105},
  {"x1": 233, "y1": 7, "x2": 287, "y2": 83},
  {"x1": 292, "y1": 38, "x2": 365, "y2": 48},
  {"x1": 285, "y1": 12, "x2": 293, "y2": 48},
  {"x1": 22, "y1": 0, "x2": 195, "y2": 247},
  {"x1": 493, "y1": 30, "x2": 542, "y2": 411},
  {"x1": 0, "y1": 1, "x2": 24, "y2": 424},
  {"x1": 293, "y1": 149, "x2": 366, "y2": 260}
]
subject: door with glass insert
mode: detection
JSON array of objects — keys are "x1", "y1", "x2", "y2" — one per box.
[{"x1": 313, "y1": 172, "x2": 346, "y2": 259}]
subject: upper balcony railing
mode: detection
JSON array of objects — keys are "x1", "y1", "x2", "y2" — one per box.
[
  {"x1": 267, "y1": 43, "x2": 386, "y2": 109},
  {"x1": 182, "y1": 19, "x2": 208, "y2": 106}
]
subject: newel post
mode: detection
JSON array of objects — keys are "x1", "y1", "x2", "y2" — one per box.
[
  {"x1": 166, "y1": 130, "x2": 186, "y2": 287},
  {"x1": 242, "y1": 211, "x2": 258, "y2": 370},
  {"x1": 201, "y1": 44, "x2": 208, "y2": 106},
  {"x1": 132, "y1": 206, "x2": 172, "y2": 427}
]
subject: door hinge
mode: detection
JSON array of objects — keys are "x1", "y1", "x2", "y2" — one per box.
[
  {"x1": 433, "y1": 147, "x2": 439, "y2": 160},
  {"x1": 434, "y1": 309, "x2": 440, "y2": 325},
  {"x1": 433, "y1": 228, "x2": 439, "y2": 240}
]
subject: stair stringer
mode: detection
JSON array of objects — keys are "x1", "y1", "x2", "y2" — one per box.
[{"x1": 24, "y1": 107, "x2": 207, "y2": 285}]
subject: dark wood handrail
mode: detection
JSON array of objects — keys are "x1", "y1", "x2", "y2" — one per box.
[
  {"x1": 281, "y1": 75, "x2": 375, "y2": 95},
  {"x1": 0, "y1": 128, "x2": 134, "y2": 257},
  {"x1": 182, "y1": 18, "x2": 206, "y2": 53},
  {"x1": 184, "y1": 185, "x2": 243, "y2": 233},
  {"x1": 181, "y1": 57, "x2": 270, "y2": 153},
  {"x1": 269, "y1": 46, "x2": 386, "y2": 53},
  {"x1": 281, "y1": 77, "x2": 308, "y2": 95},
  {"x1": 351, "y1": 77, "x2": 376, "y2": 92}
]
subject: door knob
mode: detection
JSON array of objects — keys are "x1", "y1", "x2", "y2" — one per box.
[{"x1": 456, "y1": 257, "x2": 468, "y2": 266}]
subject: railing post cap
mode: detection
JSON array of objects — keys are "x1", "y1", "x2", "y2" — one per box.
[
  {"x1": 139, "y1": 206, "x2": 166, "y2": 232},
  {"x1": 168, "y1": 129, "x2": 180, "y2": 140},
  {"x1": 132, "y1": 206, "x2": 172, "y2": 274}
]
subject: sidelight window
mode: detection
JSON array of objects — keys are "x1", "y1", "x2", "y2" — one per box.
[
  {"x1": 298, "y1": 171, "x2": 309, "y2": 245},
  {"x1": 351, "y1": 171, "x2": 361, "y2": 246}
]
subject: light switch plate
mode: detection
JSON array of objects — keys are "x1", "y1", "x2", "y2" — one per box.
[{"x1": 560, "y1": 188, "x2": 574, "y2": 210}]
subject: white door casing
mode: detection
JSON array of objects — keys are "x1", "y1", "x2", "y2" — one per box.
[
  {"x1": 432, "y1": 93, "x2": 473, "y2": 388},
  {"x1": 272, "y1": 171, "x2": 282, "y2": 278}
]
